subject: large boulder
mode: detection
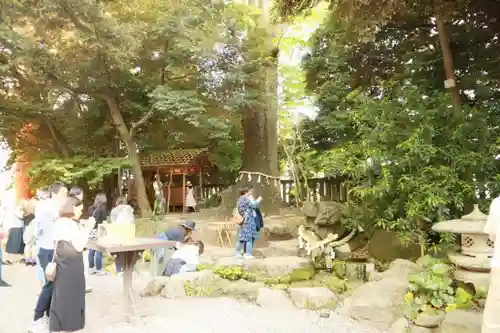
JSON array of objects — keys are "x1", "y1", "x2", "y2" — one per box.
[
  {"x1": 391, "y1": 318, "x2": 434, "y2": 333},
  {"x1": 287, "y1": 287, "x2": 338, "y2": 310},
  {"x1": 301, "y1": 201, "x2": 345, "y2": 226},
  {"x1": 436, "y1": 310, "x2": 482, "y2": 333},
  {"x1": 343, "y1": 259, "x2": 421, "y2": 329},
  {"x1": 247, "y1": 256, "x2": 312, "y2": 277},
  {"x1": 160, "y1": 270, "x2": 221, "y2": 298},
  {"x1": 158, "y1": 269, "x2": 266, "y2": 301},
  {"x1": 302, "y1": 201, "x2": 319, "y2": 218},
  {"x1": 215, "y1": 256, "x2": 313, "y2": 278},
  {"x1": 367, "y1": 230, "x2": 421, "y2": 261},
  {"x1": 256, "y1": 240, "x2": 299, "y2": 258},
  {"x1": 371, "y1": 259, "x2": 421, "y2": 281},
  {"x1": 256, "y1": 287, "x2": 294, "y2": 309},
  {"x1": 140, "y1": 276, "x2": 170, "y2": 297},
  {"x1": 221, "y1": 279, "x2": 265, "y2": 301},
  {"x1": 313, "y1": 202, "x2": 345, "y2": 226}
]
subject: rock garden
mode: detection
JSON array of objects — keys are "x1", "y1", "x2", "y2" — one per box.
[{"x1": 139, "y1": 201, "x2": 486, "y2": 333}]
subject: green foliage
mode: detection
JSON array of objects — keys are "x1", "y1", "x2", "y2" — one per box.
[
  {"x1": 212, "y1": 265, "x2": 316, "y2": 284},
  {"x1": 213, "y1": 266, "x2": 247, "y2": 281},
  {"x1": 201, "y1": 194, "x2": 222, "y2": 209},
  {"x1": 196, "y1": 263, "x2": 214, "y2": 271},
  {"x1": 284, "y1": 0, "x2": 500, "y2": 251},
  {"x1": 404, "y1": 256, "x2": 455, "y2": 319},
  {"x1": 326, "y1": 275, "x2": 347, "y2": 293},
  {"x1": 183, "y1": 280, "x2": 213, "y2": 297},
  {"x1": 28, "y1": 156, "x2": 129, "y2": 190}
]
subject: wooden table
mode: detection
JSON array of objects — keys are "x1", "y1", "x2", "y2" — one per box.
[{"x1": 88, "y1": 238, "x2": 176, "y2": 323}]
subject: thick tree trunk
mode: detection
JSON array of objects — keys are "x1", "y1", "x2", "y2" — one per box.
[
  {"x1": 43, "y1": 117, "x2": 72, "y2": 158},
  {"x1": 239, "y1": 43, "x2": 281, "y2": 215},
  {"x1": 104, "y1": 96, "x2": 152, "y2": 217},
  {"x1": 435, "y1": 9, "x2": 473, "y2": 212},
  {"x1": 435, "y1": 12, "x2": 461, "y2": 115}
]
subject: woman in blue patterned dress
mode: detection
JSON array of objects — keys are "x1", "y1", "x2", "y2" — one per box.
[{"x1": 235, "y1": 187, "x2": 262, "y2": 258}]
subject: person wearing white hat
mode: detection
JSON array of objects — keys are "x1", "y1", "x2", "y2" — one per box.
[{"x1": 185, "y1": 181, "x2": 197, "y2": 213}]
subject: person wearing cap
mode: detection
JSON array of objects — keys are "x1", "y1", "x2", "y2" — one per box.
[{"x1": 154, "y1": 221, "x2": 196, "y2": 260}]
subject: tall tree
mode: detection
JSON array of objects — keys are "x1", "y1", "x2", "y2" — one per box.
[{"x1": 1, "y1": 0, "x2": 241, "y2": 215}]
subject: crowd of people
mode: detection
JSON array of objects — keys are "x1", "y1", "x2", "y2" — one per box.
[
  {"x1": 0, "y1": 181, "x2": 135, "y2": 333},
  {"x1": 0, "y1": 179, "x2": 265, "y2": 332}
]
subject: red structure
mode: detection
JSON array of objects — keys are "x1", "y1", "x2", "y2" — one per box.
[
  {"x1": 14, "y1": 161, "x2": 31, "y2": 202},
  {"x1": 13, "y1": 123, "x2": 35, "y2": 202}
]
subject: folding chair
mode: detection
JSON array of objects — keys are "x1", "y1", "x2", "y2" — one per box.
[{"x1": 210, "y1": 222, "x2": 236, "y2": 248}]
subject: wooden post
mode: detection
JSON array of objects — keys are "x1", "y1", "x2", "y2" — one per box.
[
  {"x1": 198, "y1": 169, "x2": 203, "y2": 200},
  {"x1": 182, "y1": 172, "x2": 186, "y2": 213},
  {"x1": 166, "y1": 170, "x2": 172, "y2": 214}
]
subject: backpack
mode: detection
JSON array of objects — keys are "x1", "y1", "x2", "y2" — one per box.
[{"x1": 255, "y1": 208, "x2": 264, "y2": 231}]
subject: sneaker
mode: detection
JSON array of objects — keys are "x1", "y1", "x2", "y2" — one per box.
[
  {"x1": 243, "y1": 254, "x2": 254, "y2": 259},
  {"x1": 0, "y1": 280, "x2": 10, "y2": 287},
  {"x1": 88, "y1": 267, "x2": 96, "y2": 275},
  {"x1": 94, "y1": 270, "x2": 107, "y2": 276},
  {"x1": 28, "y1": 318, "x2": 48, "y2": 333},
  {"x1": 235, "y1": 253, "x2": 243, "y2": 258}
]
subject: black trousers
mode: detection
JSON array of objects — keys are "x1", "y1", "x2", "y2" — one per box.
[{"x1": 34, "y1": 248, "x2": 54, "y2": 321}]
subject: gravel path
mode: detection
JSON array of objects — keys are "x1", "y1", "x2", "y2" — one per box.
[{"x1": 1, "y1": 262, "x2": 382, "y2": 333}]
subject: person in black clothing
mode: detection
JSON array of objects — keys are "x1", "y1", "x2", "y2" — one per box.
[{"x1": 88, "y1": 193, "x2": 108, "y2": 275}]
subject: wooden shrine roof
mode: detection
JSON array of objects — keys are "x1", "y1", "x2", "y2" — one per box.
[{"x1": 140, "y1": 148, "x2": 208, "y2": 168}]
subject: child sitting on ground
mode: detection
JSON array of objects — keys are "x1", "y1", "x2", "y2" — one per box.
[{"x1": 163, "y1": 240, "x2": 204, "y2": 277}]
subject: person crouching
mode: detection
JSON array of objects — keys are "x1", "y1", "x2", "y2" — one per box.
[{"x1": 163, "y1": 240, "x2": 204, "y2": 277}]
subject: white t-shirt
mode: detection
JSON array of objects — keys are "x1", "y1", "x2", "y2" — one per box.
[
  {"x1": 53, "y1": 217, "x2": 89, "y2": 252},
  {"x1": 171, "y1": 244, "x2": 200, "y2": 267},
  {"x1": 485, "y1": 197, "x2": 500, "y2": 267}
]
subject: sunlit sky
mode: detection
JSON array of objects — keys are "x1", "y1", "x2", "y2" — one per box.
[{"x1": 279, "y1": 7, "x2": 326, "y2": 120}]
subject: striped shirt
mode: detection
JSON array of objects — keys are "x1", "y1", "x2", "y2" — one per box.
[{"x1": 33, "y1": 199, "x2": 60, "y2": 250}]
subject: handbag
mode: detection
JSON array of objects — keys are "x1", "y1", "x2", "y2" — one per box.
[
  {"x1": 45, "y1": 243, "x2": 58, "y2": 282},
  {"x1": 23, "y1": 222, "x2": 35, "y2": 245},
  {"x1": 232, "y1": 207, "x2": 244, "y2": 225}
]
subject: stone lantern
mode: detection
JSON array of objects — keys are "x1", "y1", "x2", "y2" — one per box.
[{"x1": 432, "y1": 205, "x2": 493, "y2": 289}]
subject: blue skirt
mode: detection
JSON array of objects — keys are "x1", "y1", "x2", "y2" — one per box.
[{"x1": 6, "y1": 227, "x2": 25, "y2": 254}]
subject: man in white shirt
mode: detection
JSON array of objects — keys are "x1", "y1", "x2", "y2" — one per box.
[{"x1": 29, "y1": 181, "x2": 68, "y2": 333}]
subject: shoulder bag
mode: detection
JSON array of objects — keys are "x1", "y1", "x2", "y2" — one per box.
[
  {"x1": 45, "y1": 242, "x2": 59, "y2": 282},
  {"x1": 232, "y1": 207, "x2": 244, "y2": 225}
]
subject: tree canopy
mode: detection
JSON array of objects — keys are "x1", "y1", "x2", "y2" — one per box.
[
  {"x1": 0, "y1": 0, "x2": 278, "y2": 215},
  {"x1": 275, "y1": 0, "x2": 500, "y2": 249}
]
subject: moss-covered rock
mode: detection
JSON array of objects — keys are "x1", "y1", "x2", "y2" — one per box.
[
  {"x1": 211, "y1": 256, "x2": 317, "y2": 288},
  {"x1": 288, "y1": 287, "x2": 338, "y2": 310},
  {"x1": 289, "y1": 267, "x2": 316, "y2": 282},
  {"x1": 326, "y1": 276, "x2": 347, "y2": 293}
]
